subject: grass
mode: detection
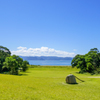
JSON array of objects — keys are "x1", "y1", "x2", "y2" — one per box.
[{"x1": 0, "y1": 65, "x2": 100, "y2": 100}]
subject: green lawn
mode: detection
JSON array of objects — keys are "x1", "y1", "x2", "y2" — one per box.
[{"x1": 0, "y1": 66, "x2": 100, "y2": 100}]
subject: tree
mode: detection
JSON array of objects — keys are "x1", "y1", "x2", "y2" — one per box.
[
  {"x1": 3, "y1": 55, "x2": 29, "y2": 74},
  {"x1": 12, "y1": 55, "x2": 23, "y2": 68},
  {"x1": 0, "y1": 46, "x2": 11, "y2": 72},
  {"x1": 0, "y1": 46, "x2": 29, "y2": 75},
  {"x1": 3, "y1": 56, "x2": 19, "y2": 75},
  {"x1": 22, "y1": 60, "x2": 29, "y2": 72},
  {"x1": 86, "y1": 48, "x2": 100, "y2": 72},
  {"x1": 71, "y1": 48, "x2": 100, "y2": 74},
  {"x1": 0, "y1": 46, "x2": 11, "y2": 55},
  {"x1": 11, "y1": 55, "x2": 29, "y2": 72},
  {"x1": 71, "y1": 54, "x2": 86, "y2": 73}
]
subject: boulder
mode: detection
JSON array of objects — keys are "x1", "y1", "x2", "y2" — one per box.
[{"x1": 66, "y1": 74, "x2": 77, "y2": 84}]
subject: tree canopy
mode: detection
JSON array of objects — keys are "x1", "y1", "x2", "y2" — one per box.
[
  {"x1": 3, "y1": 56, "x2": 19, "y2": 75},
  {"x1": 3, "y1": 55, "x2": 29, "y2": 75},
  {"x1": 0, "y1": 45, "x2": 29, "y2": 75},
  {"x1": 71, "y1": 48, "x2": 100, "y2": 74},
  {"x1": 0, "y1": 46, "x2": 11, "y2": 55},
  {"x1": 0, "y1": 46, "x2": 11, "y2": 72}
]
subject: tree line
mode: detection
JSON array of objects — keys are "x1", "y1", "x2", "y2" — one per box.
[
  {"x1": 0, "y1": 46, "x2": 29, "y2": 75},
  {"x1": 71, "y1": 48, "x2": 100, "y2": 74}
]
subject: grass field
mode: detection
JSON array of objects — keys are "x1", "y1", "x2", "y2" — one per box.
[{"x1": 0, "y1": 66, "x2": 100, "y2": 100}]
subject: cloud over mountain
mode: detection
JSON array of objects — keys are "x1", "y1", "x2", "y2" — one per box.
[{"x1": 11, "y1": 46, "x2": 76, "y2": 57}]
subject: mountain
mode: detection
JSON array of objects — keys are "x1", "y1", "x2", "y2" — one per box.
[{"x1": 20, "y1": 56, "x2": 73, "y2": 60}]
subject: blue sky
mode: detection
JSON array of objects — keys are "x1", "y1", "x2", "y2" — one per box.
[{"x1": 0, "y1": 0, "x2": 100, "y2": 57}]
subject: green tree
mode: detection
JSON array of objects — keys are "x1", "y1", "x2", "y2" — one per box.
[
  {"x1": 12, "y1": 55, "x2": 23, "y2": 68},
  {"x1": 22, "y1": 60, "x2": 29, "y2": 72},
  {"x1": 11, "y1": 55, "x2": 29, "y2": 72},
  {"x1": 71, "y1": 48, "x2": 100, "y2": 73},
  {"x1": 0, "y1": 46, "x2": 11, "y2": 55},
  {"x1": 3, "y1": 56, "x2": 19, "y2": 75},
  {"x1": 0, "y1": 46, "x2": 11, "y2": 72},
  {"x1": 71, "y1": 54, "x2": 86, "y2": 73},
  {"x1": 86, "y1": 48, "x2": 100, "y2": 72}
]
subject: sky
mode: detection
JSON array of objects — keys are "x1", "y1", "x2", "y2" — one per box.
[{"x1": 0, "y1": 0, "x2": 100, "y2": 57}]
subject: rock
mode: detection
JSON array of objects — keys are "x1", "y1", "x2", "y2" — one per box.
[{"x1": 66, "y1": 74, "x2": 77, "y2": 84}]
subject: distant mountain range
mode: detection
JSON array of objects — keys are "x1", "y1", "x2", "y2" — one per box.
[{"x1": 20, "y1": 56, "x2": 73, "y2": 60}]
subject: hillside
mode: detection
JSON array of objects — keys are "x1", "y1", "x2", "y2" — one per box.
[{"x1": 20, "y1": 56, "x2": 73, "y2": 60}]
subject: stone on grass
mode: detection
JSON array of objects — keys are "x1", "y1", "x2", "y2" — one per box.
[{"x1": 66, "y1": 74, "x2": 77, "y2": 84}]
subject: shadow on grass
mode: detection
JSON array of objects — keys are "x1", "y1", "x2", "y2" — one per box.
[
  {"x1": 66, "y1": 83, "x2": 78, "y2": 85},
  {"x1": 75, "y1": 71, "x2": 96, "y2": 75},
  {"x1": 62, "y1": 82, "x2": 78, "y2": 85},
  {"x1": 0, "y1": 73, "x2": 28, "y2": 76},
  {"x1": 17, "y1": 74, "x2": 28, "y2": 76}
]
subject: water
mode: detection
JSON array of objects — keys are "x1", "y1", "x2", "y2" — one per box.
[{"x1": 27, "y1": 60, "x2": 72, "y2": 66}]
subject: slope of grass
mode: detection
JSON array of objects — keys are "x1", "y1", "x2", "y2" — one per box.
[{"x1": 0, "y1": 66, "x2": 100, "y2": 100}]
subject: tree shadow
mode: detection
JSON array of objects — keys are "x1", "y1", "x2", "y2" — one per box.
[{"x1": 17, "y1": 74, "x2": 28, "y2": 76}]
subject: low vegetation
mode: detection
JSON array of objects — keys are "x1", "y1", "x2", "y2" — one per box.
[{"x1": 0, "y1": 66, "x2": 100, "y2": 100}]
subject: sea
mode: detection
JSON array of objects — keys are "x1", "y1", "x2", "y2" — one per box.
[{"x1": 27, "y1": 59, "x2": 72, "y2": 66}]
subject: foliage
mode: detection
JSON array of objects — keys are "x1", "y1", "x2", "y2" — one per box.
[
  {"x1": 0, "y1": 46, "x2": 11, "y2": 55},
  {"x1": 3, "y1": 56, "x2": 19, "y2": 75},
  {"x1": 22, "y1": 60, "x2": 29, "y2": 72},
  {"x1": 0, "y1": 46, "x2": 11, "y2": 72},
  {"x1": 11, "y1": 55, "x2": 23, "y2": 68},
  {"x1": 71, "y1": 48, "x2": 100, "y2": 73},
  {"x1": 0, "y1": 46, "x2": 29, "y2": 75},
  {"x1": 3, "y1": 55, "x2": 29, "y2": 75}
]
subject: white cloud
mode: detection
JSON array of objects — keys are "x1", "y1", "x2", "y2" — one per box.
[{"x1": 11, "y1": 46, "x2": 76, "y2": 57}]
